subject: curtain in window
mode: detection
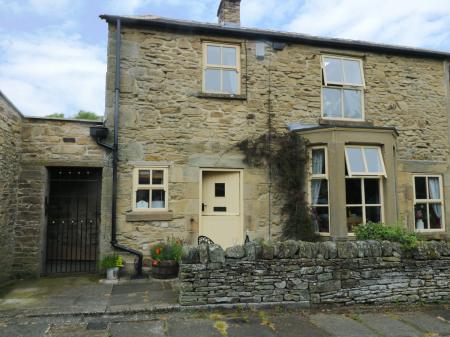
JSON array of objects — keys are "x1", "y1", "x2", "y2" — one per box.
[
  {"x1": 311, "y1": 180, "x2": 321, "y2": 205},
  {"x1": 223, "y1": 70, "x2": 237, "y2": 94},
  {"x1": 428, "y1": 177, "x2": 442, "y2": 219},
  {"x1": 311, "y1": 150, "x2": 325, "y2": 232},
  {"x1": 312, "y1": 149, "x2": 324, "y2": 175}
]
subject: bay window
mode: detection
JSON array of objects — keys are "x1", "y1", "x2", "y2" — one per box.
[
  {"x1": 309, "y1": 146, "x2": 329, "y2": 233},
  {"x1": 413, "y1": 175, "x2": 444, "y2": 231},
  {"x1": 345, "y1": 146, "x2": 385, "y2": 232}
]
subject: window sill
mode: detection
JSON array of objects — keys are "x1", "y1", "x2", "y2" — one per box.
[
  {"x1": 126, "y1": 211, "x2": 173, "y2": 222},
  {"x1": 319, "y1": 118, "x2": 373, "y2": 127},
  {"x1": 196, "y1": 92, "x2": 247, "y2": 100},
  {"x1": 416, "y1": 230, "x2": 448, "y2": 240}
]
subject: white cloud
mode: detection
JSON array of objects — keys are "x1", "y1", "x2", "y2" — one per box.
[
  {"x1": 0, "y1": 30, "x2": 106, "y2": 117},
  {"x1": 0, "y1": 0, "x2": 76, "y2": 16},
  {"x1": 105, "y1": 0, "x2": 217, "y2": 21},
  {"x1": 284, "y1": 0, "x2": 450, "y2": 50},
  {"x1": 106, "y1": 0, "x2": 185, "y2": 14},
  {"x1": 107, "y1": 0, "x2": 147, "y2": 14},
  {"x1": 241, "y1": 0, "x2": 299, "y2": 28},
  {"x1": 28, "y1": 0, "x2": 74, "y2": 15}
]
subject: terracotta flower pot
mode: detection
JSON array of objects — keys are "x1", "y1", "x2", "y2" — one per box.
[{"x1": 151, "y1": 260, "x2": 179, "y2": 279}]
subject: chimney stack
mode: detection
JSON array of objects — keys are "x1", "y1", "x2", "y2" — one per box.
[{"x1": 217, "y1": 0, "x2": 241, "y2": 26}]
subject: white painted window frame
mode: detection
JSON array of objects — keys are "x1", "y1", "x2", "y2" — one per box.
[
  {"x1": 413, "y1": 174, "x2": 445, "y2": 232},
  {"x1": 132, "y1": 167, "x2": 169, "y2": 212},
  {"x1": 202, "y1": 42, "x2": 241, "y2": 95},
  {"x1": 308, "y1": 146, "x2": 330, "y2": 235},
  {"x1": 321, "y1": 55, "x2": 365, "y2": 121},
  {"x1": 344, "y1": 145, "x2": 387, "y2": 177}
]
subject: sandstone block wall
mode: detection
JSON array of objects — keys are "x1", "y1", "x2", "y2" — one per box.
[
  {"x1": 104, "y1": 24, "x2": 450, "y2": 253},
  {"x1": 13, "y1": 118, "x2": 106, "y2": 277},
  {"x1": 179, "y1": 240, "x2": 450, "y2": 306},
  {"x1": 0, "y1": 94, "x2": 22, "y2": 284}
]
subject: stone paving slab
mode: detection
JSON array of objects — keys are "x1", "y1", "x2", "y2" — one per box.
[
  {"x1": 358, "y1": 313, "x2": 423, "y2": 337},
  {"x1": 0, "y1": 322, "x2": 49, "y2": 337},
  {"x1": 227, "y1": 321, "x2": 276, "y2": 337},
  {"x1": 273, "y1": 313, "x2": 332, "y2": 337},
  {"x1": 109, "y1": 292, "x2": 150, "y2": 306},
  {"x1": 399, "y1": 312, "x2": 450, "y2": 336},
  {"x1": 310, "y1": 313, "x2": 380, "y2": 337},
  {"x1": 112, "y1": 282, "x2": 167, "y2": 295},
  {"x1": 167, "y1": 318, "x2": 223, "y2": 337},
  {"x1": 110, "y1": 321, "x2": 165, "y2": 337},
  {"x1": 44, "y1": 323, "x2": 105, "y2": 337},
  {"x1": 147, "y1": 290, "x2": 179, "y2": 304},
  {"x1": 430, "y1": 309, "x2": 450, "y2": 322}
]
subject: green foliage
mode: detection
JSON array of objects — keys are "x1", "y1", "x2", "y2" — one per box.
[
  {"x1": 45, "y1": 111, "x2": 102, "y2": 120},
  {"x1": 237, "y1": 132, "x2": 318, "y2": 241},
  {"x1": 73, "y1": 110, "x2": 102, "y2": 121},
  {"x1": 354, "y1": 222, "x2": 418, "y2": 250},
  {"x1": 46, "y1": 113, "x2": 65, "y2": 118},
  {"x1": 100, "y1": 255, "x2": 123, "y2": 269},
  {"x1": 150, "y1": 237, "x2": 183, "y2": 262}
]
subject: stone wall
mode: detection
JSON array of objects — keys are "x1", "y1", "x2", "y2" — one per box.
[
  {"x1": 13, "y1": 117, "x2": 105, "y2": 277},
  {"x1": 104, "y1": 23, "x2": 450, "y2": 253},
  {"x1": 179, "y1": 241, "x2": 450, "y2": 306},
  {"x1": 0, "y1": 93, "x2": 22, "y2": 284}
]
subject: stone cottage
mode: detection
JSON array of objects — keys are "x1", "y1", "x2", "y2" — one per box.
[{"x1": 1, "y1": 0, "x2": 450, "y2": 280}]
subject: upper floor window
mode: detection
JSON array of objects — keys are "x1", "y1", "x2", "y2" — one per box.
[
  {"x1": 321, "y1": 55, "x2": 365, "y2": 120},
  {"x1": 132, "y1": 167, "x2": 168, "y2": 212},
  {"x1": 414, "y1": 175, "x2": 445, "y2": 231},
  {"x1": 203, "y1": 42, "x2": 240, "y2": 94}
]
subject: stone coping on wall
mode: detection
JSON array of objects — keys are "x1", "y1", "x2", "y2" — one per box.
[
  {"x1": 179, "y1": 240, "x2": 450, "y2": 307},
  {"x1": 181, "y1": 240, "x2": 450, "y2": 264}
]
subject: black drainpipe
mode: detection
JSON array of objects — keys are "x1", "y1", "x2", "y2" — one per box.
[{"x1": 94, "y1": 18, "x2": 143, "y2": 277}]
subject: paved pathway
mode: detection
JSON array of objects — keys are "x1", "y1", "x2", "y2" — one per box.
[
  {"x1": 0, "y1": 276, "x2": 449, "y2": 336},
  {"x1": 0, "y1": 276, "x2": 178, "y2": 318},
  {"x1": 1, "y1": 307, "x2": 450, "y2": 337}
]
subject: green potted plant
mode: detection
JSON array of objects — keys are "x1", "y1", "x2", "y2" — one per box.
[
  {"x1": 150, "y1": 238, "x2": 183, "y2": 279},
  {"x1": 101, "y1": 255, "x2": 123, "y2": 280}
]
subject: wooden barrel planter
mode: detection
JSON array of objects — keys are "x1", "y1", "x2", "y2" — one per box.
[{"x1": 151, "y1": 260, "x2": 179, "y2": 279}]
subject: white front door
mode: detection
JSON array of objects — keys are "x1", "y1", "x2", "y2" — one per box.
[{"x1": 200, "y1": 170, "x2": 243, "y2": 248}]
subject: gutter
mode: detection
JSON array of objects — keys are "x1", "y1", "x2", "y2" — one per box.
[{"x1": 93, "y1": 18, "x2": 144, "y2": 278}]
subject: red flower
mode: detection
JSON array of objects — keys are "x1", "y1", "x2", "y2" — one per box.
[
  {"x1": 155, "y1": 247, "x2": 162, "y2": 255},
  {"x1": 152, "y1": 260, "x2": 159, "y2": 267}
]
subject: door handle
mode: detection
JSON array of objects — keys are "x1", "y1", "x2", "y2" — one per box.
[{"x1": 202, "y1": 203, "x2": 207, "y2": 211}]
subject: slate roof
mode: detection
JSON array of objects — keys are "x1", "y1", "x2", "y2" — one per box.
[{"x1": 100, "y1": 14, "x2": 450, "y2": 60}]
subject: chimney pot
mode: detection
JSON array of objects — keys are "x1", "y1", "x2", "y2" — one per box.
[{"x1": 217, "y1": 0, "x2": 241, "y2": 26}]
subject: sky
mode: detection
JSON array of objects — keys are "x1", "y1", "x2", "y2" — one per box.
[{"x1": 1, "y1": 0, "x2": 450, "y2": 117}]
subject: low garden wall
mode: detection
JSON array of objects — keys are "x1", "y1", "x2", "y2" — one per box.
[{"x1": 179, "y1": 240, "x2": 450, "y2": 307}]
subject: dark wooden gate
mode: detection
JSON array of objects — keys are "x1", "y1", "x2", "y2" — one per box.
[{"x1": 45, "y1": 167, "x2": 101, "y2": 273}]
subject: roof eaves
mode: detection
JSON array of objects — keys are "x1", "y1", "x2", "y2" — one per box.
[{"x1": 100, "y1": 14, "x2": 450, "y2": 60}]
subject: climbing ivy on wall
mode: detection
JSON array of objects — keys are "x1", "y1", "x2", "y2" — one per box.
[{"x1": 237, "y1": 132, "x2": 318, "y2": 241}]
